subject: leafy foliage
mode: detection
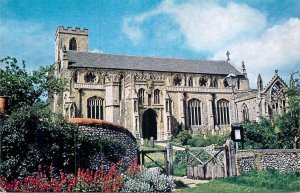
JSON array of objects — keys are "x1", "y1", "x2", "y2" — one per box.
[
  {"x1": 123, "y1": 169, "x2": 176, "y2": 192},
  {"x1": 244, "y1": 85, "x2": 300, "y2": 149},
  {"x1": 0, "y1": 56, "x2": 65, "y2": 111},
  {"x1": 174, "y1": 130, "x2": 229, "y2": 147},
  {"x1": 1, "y1": 160, "x2": 141, "y2": 192},
  {"x1": 0, "y1": 56, "x2": 128, "y2": 180}
]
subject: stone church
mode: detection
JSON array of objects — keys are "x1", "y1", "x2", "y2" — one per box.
[{"x1": 50, "y1": 26, "x2": 288, "y2": 141}]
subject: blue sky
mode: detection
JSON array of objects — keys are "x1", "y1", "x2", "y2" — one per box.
[{"x1": 0, "y1": 0, "x2": 299, "y2": 87}]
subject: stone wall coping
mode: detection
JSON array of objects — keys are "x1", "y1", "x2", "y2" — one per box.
[{"x1": 238, "y1": 149, "x2": 300, "y2": 155}]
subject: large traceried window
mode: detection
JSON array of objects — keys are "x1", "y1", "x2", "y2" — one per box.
[
  {"x1": 138, "y1": 88, "x2": 145, "y2": 105},
  {"x1": 87, "y1": 97, "x2": 105, "y2": 120},
  {"x1": 154, "y1": 89, "x2": 160, "y2": 104},
  {"x1": 69, "y1": 37, "x2": 77, "y2": 51},
  {"x1": 242, "y1": 104, "x2": 249, "y2": 122},
  {"x1": 188, "y1": 99, "x2": 202, "y2": 125},
  {"x1": 217, "y1": 99, "x2": 230, "y2": 125}
]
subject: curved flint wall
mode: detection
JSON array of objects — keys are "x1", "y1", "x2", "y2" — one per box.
[{"x1": 69, "y1": 118, "x2": 138, "y2": 169}]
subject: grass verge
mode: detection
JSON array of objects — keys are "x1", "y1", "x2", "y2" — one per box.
[{"x1": 177, "y1": 170, "x2": 300, "y2": 192}]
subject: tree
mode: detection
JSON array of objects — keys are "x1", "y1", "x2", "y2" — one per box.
[
  {"x1": 0, "y1": 56, "x2": 65, "y2": 111},
  {"x1": 0, "y1": 57, "x2": 127, "y2": 180},
  {"x1": 244, "y1": 85, "x2": 300, "y2": 149}
]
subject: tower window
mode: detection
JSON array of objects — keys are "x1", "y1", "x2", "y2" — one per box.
[
  {"x1": 87, "y1": 97, "x2": 105, "y2": 120},
  {"x1": 217, "y1": 99, "x2": 230, "y2": 125},
  {"x1": 69, "y1": 37, "x2": 77, "y2": 51},
  {"x1": 188, "y1": 99, "x2": 202, "y2": 125}
]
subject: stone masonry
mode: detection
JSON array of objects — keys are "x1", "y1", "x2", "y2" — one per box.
[{"x1": 49, "y1": 26, "x2": 288, "y2": 141}]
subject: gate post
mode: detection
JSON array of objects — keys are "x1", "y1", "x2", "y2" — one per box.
[
  {"x1": 225, "y1": 140, "x2": 237, "y2": 176},
  {"x1": 141, "y1": 150, "x2": 145, "y2": 165},
  {"x1": 166, "y1": 144, "x2": 174, "y2": 175}
]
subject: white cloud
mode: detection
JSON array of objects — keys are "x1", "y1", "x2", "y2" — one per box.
[
  {"x1": 122, "y1": 0, "x2": 300, "y2": 87},
  {"x1": 122, "y1": 17, "x2": 143, "y2": 44},
  {"x1": 90, "y1": 49, "x2": 103, "y2": 53},
  {"x1": 0, "y1": 19, "x2": 53, "y2": 71},
  {"x1": 211, "y1": 18, "x2": 300, "y2": 87}
]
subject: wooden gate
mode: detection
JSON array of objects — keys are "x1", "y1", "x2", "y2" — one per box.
[
  {"x1": 138, "y1": 144, "x2": 174, "y2": 176},
  {"x1": 176, "y1": 140, "x2": 236, "y2": 179}
]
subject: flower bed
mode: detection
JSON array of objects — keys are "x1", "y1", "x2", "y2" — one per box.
[{"x1": 0, "y1": 160, "x2": 175, "y2": 192}]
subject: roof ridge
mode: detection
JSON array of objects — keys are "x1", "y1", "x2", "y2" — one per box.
[{"x1": 68, "y1": 50, "x2": 228, "y2": 63}]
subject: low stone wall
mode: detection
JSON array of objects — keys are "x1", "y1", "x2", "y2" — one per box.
[
  {"x1": 76, "y1": 123, "x2": 138, "y2": 169},
  {"x1": 236, "y1": 149, "x2": 300, "y2": 174}
]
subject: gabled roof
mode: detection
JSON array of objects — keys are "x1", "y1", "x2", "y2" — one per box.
[
  {"x1": 263, "y1": 73, "x2": 288, "y2": 93},
  {"x1": 66, "y1": 51, "x2": 243, "y2": 75}
]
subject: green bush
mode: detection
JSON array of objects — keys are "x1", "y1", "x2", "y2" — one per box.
[
  {"x1": 174, "y1": 130, "x2": 229, "y2": 147},
  {"x1": 174, "y1": 130, "x2": 192, "y2": 145},
  {"x1": 0, "y1": 104, "x2": 127, "y2": 180},
  {"x1": 123, "y1": 169, "x2": 176, "y2": 192}
]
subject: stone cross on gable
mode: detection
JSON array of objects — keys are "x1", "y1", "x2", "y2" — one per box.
[{"x1": 226, "y1": 51, "x2": 230, "y2": 61}]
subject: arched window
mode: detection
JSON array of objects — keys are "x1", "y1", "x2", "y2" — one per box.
[
  {"x1": 103, "y1": 74, "x2": 108, "y2": 84},
  {"x1": 174, "y1": 75, "x2": 182, "y2": 86},
  {"x1": 85, "y1": 72, "x2": 96, "y2": 83},
  {"x1": 69, "y1": 37, "x2": 77, "y2": 51},
  {"x1": 188, "y1": 99, "x2": 202, "y2": 125},
  {"x1": 70, "y1": 103, "x2": 76, "y2": 118},
  {"x1": 199, "y1": 77, "x2": 207, "y2": 87},
  {"x1": 73, "y1": 71, "x2": 78, "y2": 83},
  {"x1": 87, "y1": 97, "x2": 105, "y2": 120},
  {"x1": 211, "y1": 77, "x2": 218, "y2": 87},
  {"x1": 271, "y1": 81, "x2": 285, "y2": 113},
  {"x1": 154, "y1": 89, "x2": 160, "y2": 104},
  {"x1": 223, "y1": 79, "x2": 229, "y2": 87},
  {"x1": 242, "y1": 104, "x2": 249, "y2": 122},
  {"x1": 138, "y1": 88, "x2": 145, "y2": 105},
  {"x1": 188, "y1": 77, "x2": 193, "y2": 87},
  {"x1": 217, "y1": 99, "x2": 230, "y2": 125}
]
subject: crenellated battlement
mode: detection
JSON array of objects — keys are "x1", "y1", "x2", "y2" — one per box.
[{"x1": 55, "y1": 26, "x2": 88, "y2": 39}]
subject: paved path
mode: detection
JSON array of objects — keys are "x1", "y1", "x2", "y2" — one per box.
[{"x1": 174, "y1": 176, "x2": 210, "y2": 188}]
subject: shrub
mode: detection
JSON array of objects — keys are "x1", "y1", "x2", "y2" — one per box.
[
  {"x1": 0, "y1": 104, "x2": 128, "y2": 180},
  {"x1": 174, "y1": 130, "x2": 192, "y2": 145},
  {"x1": 123, "y1": 169, "x2": 176, "y2": 192},
  {"x1": 187, "y1": 133, "x2": 229, "y2": 147}
]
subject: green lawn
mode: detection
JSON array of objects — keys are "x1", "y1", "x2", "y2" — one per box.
[{"x1": 177, "y1": 170, "x2": 300, "y2": 192}]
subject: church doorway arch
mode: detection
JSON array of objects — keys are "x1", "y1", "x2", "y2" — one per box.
[{"x1": 142, "y1": 108, "x2": 157, "y2": 140}]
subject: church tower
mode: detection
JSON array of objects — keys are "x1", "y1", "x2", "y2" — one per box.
[
  {"x1": 55, "y1": 26, "x2": 88, "y2": 63},
  {"x1": 51, "y1": 26, "x2": 88, "y2": 115}
]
